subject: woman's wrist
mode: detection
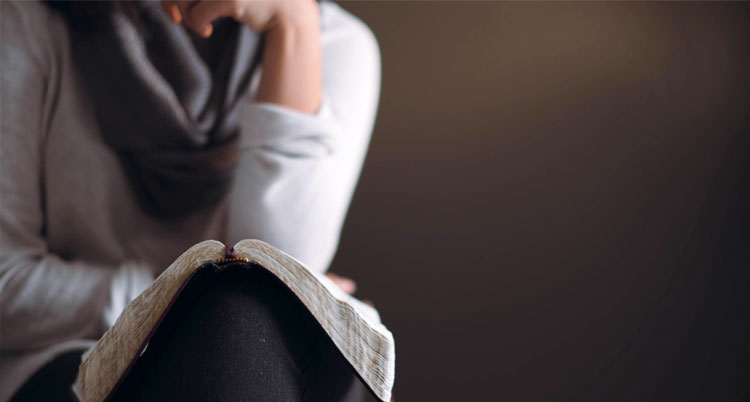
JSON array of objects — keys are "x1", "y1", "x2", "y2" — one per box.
[{"x1": 264, "y1": 0, "x2": 319, "y2": 33}]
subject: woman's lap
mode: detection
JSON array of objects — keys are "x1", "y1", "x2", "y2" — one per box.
[{"x1": 12, "y1": 265, "x2": 366, "y2": 402}]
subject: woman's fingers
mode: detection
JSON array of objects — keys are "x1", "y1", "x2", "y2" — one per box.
[
  {"x1": 160, "y1": 0, "x2": 181, "y2": 23},
  {"x1": 164, "y1": 0, "x2": 211, "y2": 37},
  {"x1": 171, "y1": 1, "x2": 201, "y2": 35},
  {"x1": 189, "y1": 1, "x2": 236, "y2": 37},
  {"x1": 325, "y1": 273, "x2": 357, "y2": 295},
  {"x1": 162, "y1": 0, "x2": 302, "y2": 36},
  {"x1": 160, "y1": 0, "x2": 225, "y2": 38},
  {"x1": 170, "y1": 0, "x2": 235, "y2": 38}
]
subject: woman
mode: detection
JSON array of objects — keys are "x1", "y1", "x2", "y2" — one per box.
[{"x1": 0, "y1": 0, "x2": 380, "y2": 400}]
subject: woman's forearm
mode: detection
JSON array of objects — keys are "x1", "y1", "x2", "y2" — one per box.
[{"x1": 255, "y1": 6, "x2": 322, "y2": 114}]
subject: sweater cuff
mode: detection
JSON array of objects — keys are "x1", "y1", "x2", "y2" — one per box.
[
  {"x1": 239, "y1": 95, "x2": 339, "y2": 157},
  {"x1": 103, "y1": 262, "x2": 154, "y2": 330}
]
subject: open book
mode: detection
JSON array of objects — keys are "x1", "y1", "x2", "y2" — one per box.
[{"x1": 72, "y1": 239, "x2": 395, "y2": 402}]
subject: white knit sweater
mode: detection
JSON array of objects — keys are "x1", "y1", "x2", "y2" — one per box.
[{"x1": 0, "y1": 1, "x2": 380, "y2": 399}]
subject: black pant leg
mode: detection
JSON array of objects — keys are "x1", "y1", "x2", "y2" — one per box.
[{"x1": 9, "y1": 350, "x2": 83, "y2": 402}]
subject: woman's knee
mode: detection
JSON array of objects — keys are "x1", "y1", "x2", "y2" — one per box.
[{"x1": 113, "y1": 265, "x2": 326, "y2": 401}]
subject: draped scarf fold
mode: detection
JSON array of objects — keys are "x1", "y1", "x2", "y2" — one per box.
[{"x1": 59, "y1": 1, "x2": 262, "y2": 219}]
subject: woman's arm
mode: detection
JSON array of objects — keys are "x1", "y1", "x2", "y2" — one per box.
[
  {"x1": 163, "y1": 0, "x2": 380, "y2": 273},
  {"x1": 225, "y1": 3, "x2": 381, "y2": 273},
  {"x1": 0, "y1": 1, "x2": 153, "y2": 351}
]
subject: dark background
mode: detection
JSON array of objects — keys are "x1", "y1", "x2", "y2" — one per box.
[{"x1": 330, "y1": 2, "x2": 749, "y2": 402}]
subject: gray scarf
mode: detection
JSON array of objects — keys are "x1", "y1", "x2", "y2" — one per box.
[{"x1": 64, "y1": 1, "x2": 262, "y2": 219}]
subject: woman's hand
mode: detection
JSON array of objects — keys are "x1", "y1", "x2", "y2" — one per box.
[
  {"x1": 160, "y1": 0, "x2": 318, "y2": 37},
  {"x1": 325, "y1": 272, "x2": 357, "y2": 295},
  {"x1": 325, "y1": 273, "x2": 374, "y2": 307},
  {"x1": 161, "y1": 0, "x2": 322, "y2": 113}
]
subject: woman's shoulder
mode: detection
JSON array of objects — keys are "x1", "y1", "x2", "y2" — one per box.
[
  {"x1": 319, "y1": 1, "x2": 379, "y2": 55},
  {"x1": 1, "y1": 0, "x2": 69, "y2": 73}
]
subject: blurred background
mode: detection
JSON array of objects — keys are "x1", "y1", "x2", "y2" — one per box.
[{"x1": 330, "y1": 2, "x2": 749, "y2": 401}]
